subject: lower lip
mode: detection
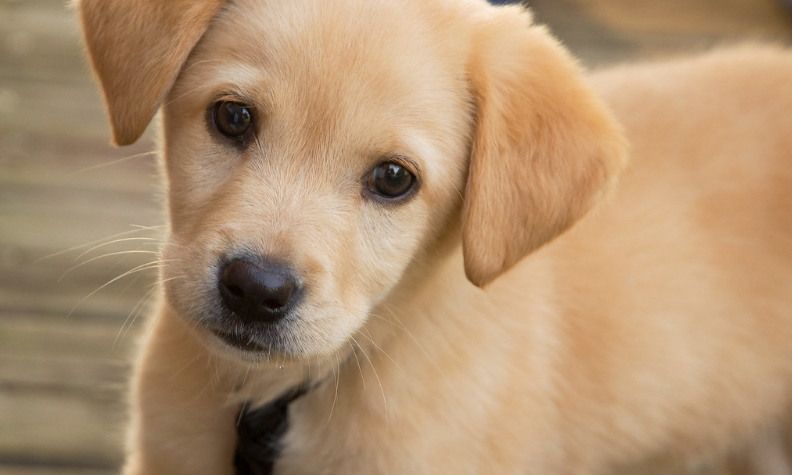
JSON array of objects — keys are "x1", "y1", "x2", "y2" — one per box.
[{"x1": 211, "y1": 329, "x2": 267, "y2": 352}]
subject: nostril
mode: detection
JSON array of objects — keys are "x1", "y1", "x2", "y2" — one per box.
[
  {"x1": 263, "y1": 298, "x2": 285, "y2": 310},
  {"x1": 221, "y1": 261, "x2": 253, "y2": 298},
  {"x1": 227, "y1": 284, "x2": 244, "y2": 299},
  {"x1": 219, "y1": 257, "x2": 301, "y2": 323},
  {"x1": 257, "y1": 272, "x2": 295, "y2": 309}
]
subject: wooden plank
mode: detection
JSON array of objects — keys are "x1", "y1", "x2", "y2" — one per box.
[
  {"x1": 578, "y1": 0, "x2": 792, "y2": 38},
  {"x1": 530, "y1": 0, "x2": 792, "y2": 66},
  {"x1": 1, "y1": 467, "x2": 114, "y2": 475},
  {"x1": 0, "y1": 310, "x2": 134, "y2": 469},
  {"x1": 0, "y1": 389, "x2": 124, "y2": 468}
]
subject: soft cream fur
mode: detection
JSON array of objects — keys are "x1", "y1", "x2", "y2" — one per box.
[{"x1": 77, "y1": 0, "x2": 792, "y2": 473}]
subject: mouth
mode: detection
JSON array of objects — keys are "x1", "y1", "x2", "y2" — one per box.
[{"x1": 211, "y1": 328, "x2": 267, "y2": 353}]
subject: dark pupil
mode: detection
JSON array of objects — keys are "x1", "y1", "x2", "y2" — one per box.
[
  {"x1": 372, "y1": 162, "x2": 413, "y2": 197},
  {"x1": 216, "y1": 102, "x2": 251, "y2": 138}
]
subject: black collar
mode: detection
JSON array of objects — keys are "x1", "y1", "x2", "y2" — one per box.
[{"x1": 234, "y1": 386, "x2": 309, "y2": 475}]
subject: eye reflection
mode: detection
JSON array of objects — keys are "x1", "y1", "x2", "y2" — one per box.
[
  {"x1": 367, "y1": 161, "x2": 416, "y2": 200},
  {"x1": 212, "y1": 101, "x2": 253, "y2": 140}
]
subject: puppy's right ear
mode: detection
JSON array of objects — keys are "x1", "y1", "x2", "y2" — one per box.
[{"x1": 78, "y1": 0, "x2": 227, "y2": 145}]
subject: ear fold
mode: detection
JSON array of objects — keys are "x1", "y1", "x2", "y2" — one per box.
[
  {"x1": 463, "y1": 8, "x2": 628, "y2": 287},
  {"x1": 78, "y1": 0, "x2": 227, "y2": 145}
]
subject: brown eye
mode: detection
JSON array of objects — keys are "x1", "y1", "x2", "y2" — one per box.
[
  {"x1": 367, "y1": 161, "x2": 416, "y2": 199},
  {"x1": 212, "y1": 101, "x2": 253, "y2": 140}
]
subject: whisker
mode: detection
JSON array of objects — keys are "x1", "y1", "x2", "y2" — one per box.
[
  {"x1": 323, "y1": 351, "x2": 342, "y2": 429},
  {"x1": 153, "y1": 274, "x2": 184, "y2": 289},
  {"x1": 165, "y1": 82, "x2": 218, "y2": 106},
  {"x1": 113, "y1": 258, "x2": 157, "y2": 304},
  {"x1": 209, "y1": 351, "x2": 222, "y2": 387},
  {"x1": 168, "y1": 351, "x2": 204, "y2": 385},
  {"x1": 74, "y1": 237, "x2": 163, "y2": 261},
  {"x1": 236, "y1": 406, "x2": 246, "y2": 427},
  {"x1": 34, "y1": 227, "x2": 156, "y2": 264},
  {"x1": 241, "y1": 362, "x2": 252, "y2": 388},
  {"x1": 360, "y1": 326, "x2": 400, "y2": 370},
  {"x1": 369, "y1": 310, "x2": 443, "y2": 379},
  {"x1": 349, "y1": 335, "x2": 388, "y2": 428},
  {"x1": 58, "y1": 250, "x2": 162, "y2": 282},
  {"x1": 129, "y1": 224, "x2": 168, "y2": 232},
  {"x1": 138, "y1": 301, "x2": 166, "y2": 341},
  {"x1": 347, "y1": 339, "x2": 366, "y2": 390},
  {"x1": 114, "y1": 285, "x2": 157, "y2": 348},
  {"x1": 66, "y1": 150, "x2": 158, "y2": 177},
  {"x1": 67, "y1": 261, "x2": 168, "y2": 318}
]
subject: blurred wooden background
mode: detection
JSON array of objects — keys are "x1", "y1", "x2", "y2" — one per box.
[{"x1": 0, "y1": 0, "x2": 790, "y2": 474}]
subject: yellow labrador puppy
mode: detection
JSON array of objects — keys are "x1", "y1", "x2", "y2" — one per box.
[{"x1": 78, "y1": 0, "x2": 792, "y2": 473}]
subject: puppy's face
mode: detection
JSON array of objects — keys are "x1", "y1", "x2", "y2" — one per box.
[
  {"x1": 159, "y1": 0, "x2": 473, "y2": 362},
  {"x1": 79, "y1": 0, "x2": 626, "y2": 367}
]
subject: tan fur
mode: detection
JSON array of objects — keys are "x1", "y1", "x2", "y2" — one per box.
[{"x1": 78, "y1": 0, "x2": 792, "y2": 474}]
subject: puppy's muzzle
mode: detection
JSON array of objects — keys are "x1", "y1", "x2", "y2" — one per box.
[{"x1": 218, "y1": 257, "x2": 302, "y2": 324}]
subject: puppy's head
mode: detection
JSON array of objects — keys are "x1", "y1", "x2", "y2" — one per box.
[{"x1": 79, "y1": 0, "x2": 625, "y2": 363}]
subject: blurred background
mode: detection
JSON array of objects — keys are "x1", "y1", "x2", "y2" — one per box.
[{"x1": 0, "y1": 0, "x2": 791, "y2": 474}]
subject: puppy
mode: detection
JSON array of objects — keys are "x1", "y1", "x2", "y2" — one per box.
[{"x1": 77, "y1": 0, "x2": 792, "y2": 473}]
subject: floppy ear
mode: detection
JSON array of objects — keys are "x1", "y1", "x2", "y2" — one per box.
[
  {"x1": 78, "y1": 0, "x2": 228, "y2": 145},
  {"x1": 462, "y1": 8, "x2": 627, "y2": 287}
]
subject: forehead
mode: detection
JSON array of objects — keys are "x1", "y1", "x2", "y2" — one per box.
[
  {"x1": 179, "y1": 0, "x2": 472, "y2": 158},
  {"x1": 204, "y1": 0, "x2": 447, "y2": 83}
]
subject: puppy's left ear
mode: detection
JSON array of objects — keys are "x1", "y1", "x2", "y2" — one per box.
[
  {"x1": 78, "y1": 0, "x2": 227, "y2": 146},
  {"x1": 462, "y1": 8, "x2": 627, "y2": 287}
]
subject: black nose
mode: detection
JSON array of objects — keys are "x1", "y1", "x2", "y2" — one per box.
[{"x1": 218, "y1": 258, "x2": 300, "y2": 323}]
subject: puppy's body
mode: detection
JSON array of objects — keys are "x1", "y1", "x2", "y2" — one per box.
[
  {"x1": 279, "y1": 49, "x2": 792, "y2": 475},
  {"x1": 77, "y1": 0, "x2": 792, "y2": 473}
]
